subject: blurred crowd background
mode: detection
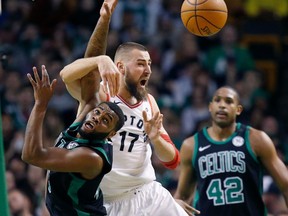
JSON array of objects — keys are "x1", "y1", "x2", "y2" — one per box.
[{"x1": 1, "y1": 0, "x2": 288, "y2": 215}]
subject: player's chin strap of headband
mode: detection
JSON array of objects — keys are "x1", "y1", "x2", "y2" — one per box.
[{"x1": 159, "y1": 134, "x2": 180, "y2": 170}]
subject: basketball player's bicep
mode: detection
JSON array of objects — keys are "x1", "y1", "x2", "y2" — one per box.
[
  {"x1": 176, "y1": 138, "x2": 195, "y2": 200},
  {"x1": 65, "y1": 81, "x2": 82, "y2": 101},
  {"x1": 252, "y1": 130, "x2": 288, "y2": 190},
  {"x1": 33, "y1": 147, "x2": 103, "y2": 175},
  {"x1": 180, "y1": 139, "x2": 195, "y2": 183}
]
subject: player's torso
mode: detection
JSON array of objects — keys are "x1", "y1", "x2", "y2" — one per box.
[
  {"x1": 193, "y1": 123, "x2": 266, "y2": 216},
  {"x1": 46, "y1": 124, "x2": 110, "y2": 215},
  {"x1": 101, "y1": 96, "x2": 156, "y2": 197}
]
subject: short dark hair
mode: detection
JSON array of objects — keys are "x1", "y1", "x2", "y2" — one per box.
[
  {"x1": 100, "y1": 101, "x2": 125, "y2": 132},
  {"x1": 114, "y1": 42, "x2": 148, "y2": 61},
  {"x1": 213, "y1": 86, "x2": 241, "y2": 104}
]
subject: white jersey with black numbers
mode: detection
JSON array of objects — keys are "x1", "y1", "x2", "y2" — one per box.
[{"x1": 100, "y1": 95, "x2": 156, "y2": 199}]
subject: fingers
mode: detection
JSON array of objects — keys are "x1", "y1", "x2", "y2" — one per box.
[
  {"x1": 29, "y1": 65, "x2": 54, "y2": 88},
  {"x1": 50, "y1": 79, "x2": 57, "y2": 91},
  {"x1": 142, "y1": 110, "x2": 148, "y2": 122},
  {"x1": 33, "y1": 66, "x2": 41, "y2": 83},
  {"x1": 142, "y1": 111, "x2": 162, "y2": 128},
  {"x1": 42, "y1": 65, "x2": 51, "y2": 84},
  {"x1": 42, "y1": 65, "x2": 48, "y2": 85},
  {"x1": 102, "y1": 72, "x2": 120, "y2": 97},
  {"x1": 27, "y1": 73, "x2": 36, "y2": 88},
  {"x1": 155, "y1": 113, "x2": 163, "y2": 129},
  {"x1": 103, "y1": 1, "x2": 111, "y2": 16}
]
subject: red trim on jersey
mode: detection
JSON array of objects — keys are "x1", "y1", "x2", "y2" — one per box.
[
  {"x1": 159, "y1": 134, "x2": 180, "y2": 169},
  {"x1": 116, "y1": 95, "x2": 143, "y2": 108},
  {"x1": 147, "y1": 94, "x2": 153, "y2": 115},
  {"x1": 106, "y1": 93, "x2": 110, "y2": 101}
]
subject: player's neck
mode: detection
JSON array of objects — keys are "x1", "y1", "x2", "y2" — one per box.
[
  {"x1": 209, "y1": 123, "x2": 237, "y2": 141},
  {"x1": 119, "y1": 88, "x2": 142, "y2": 105}
]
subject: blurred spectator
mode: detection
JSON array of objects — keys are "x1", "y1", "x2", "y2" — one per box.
[
  {"x1": 8, "y1": 188, "x2": 33, "y2": 216},
  {"x1": 181, "y1": 85, "x2": 210, "y2": 138},
  {"x1": 71, "y1": 0, "x2": 102, "y2": 29},
  {"x1": 161, "y1": 107, "x2": 183, "y2": 149},
  {"x1": 260, "y1": 115, "x2": 285, "y2": 158},
  {"x1": 43, "y1": 108, "x2": 65, "y2": 147},
  {"x1": 47, "y1": 75, "x2": 77, "y2": 127},
  {"x1": 6, "y1": 170, "x2": 16, "y2": 192},
  {"x1": 202, "y1": 24, "x2": 255, "y2": 87},
  {"x1": 27, "y1": 165, "x2": 46, "y2": 215},
  {"x1": 263, "y1": 175, "x2": 287, "y2": 215},
  {"x1": 28, "y1": 0, "x2": 77, "y2": 37}
]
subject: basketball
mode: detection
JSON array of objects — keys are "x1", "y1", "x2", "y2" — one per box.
[{"x1": 181, "y1": 0, "x2": 228, "y2": 37}]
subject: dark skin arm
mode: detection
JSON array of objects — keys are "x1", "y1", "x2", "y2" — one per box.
[
  {"x1": 174, "y1": 136, "x2": 200, "y2": 215},
  {"x1": 22, "y1": 66, "x2": 103, "y2": 180},
  {"x1": 251, "y1": 128, "x2": 288, "y2": 207}
]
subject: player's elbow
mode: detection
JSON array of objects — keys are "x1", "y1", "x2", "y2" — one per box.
[
  {"x1": 21, "y1": 148, "x2": 41, "y2": 166},
  {"x1": 21, "y1": 152, "x2": 34, "y2": 164},
  {"x1": 59, "y1": 68, "x2": 70, "y2": 83}
]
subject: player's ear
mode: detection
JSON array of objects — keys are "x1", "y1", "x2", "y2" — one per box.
[
  {"x1": 208, "y1": 102, "x2": 212, "y2": 112},
  {"x1": 116, "y1": 62, "x2": 125, "y2": 74},
  {"x1": 236, "y1": 104, "x2": 243, "y2": 116}
]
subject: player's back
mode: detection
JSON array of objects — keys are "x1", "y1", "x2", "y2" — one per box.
[
  {"x1": 100, "y1": 96, "x2": 156, "y2": 199},
  {"x1": 193, "y1": 123, "x2": 267, "y2": 216}
]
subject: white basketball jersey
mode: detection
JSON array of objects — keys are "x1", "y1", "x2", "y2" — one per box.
[{"x1": 100, "y1": 95, "x2": 156, "y2": 199}]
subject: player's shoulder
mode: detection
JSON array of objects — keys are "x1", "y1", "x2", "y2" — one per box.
[
  {"x1": 146, "y1": 93, "x2": 160, "y2": 111},
  {"x1": 181, "y1": 135, "x2": 196, "y2": 152},
  {"x1": 147, "y1": 93, "x2": 156, "y2": 104},
  {"x1": 248, "y1": 126, "x2": 270, "y2": 142},
  {"x1": 180, "y1": 135, "x2": 196, "y2": 160},
  {"x1": 248, "y1": 126, "x2": 275, "y2": 155}
]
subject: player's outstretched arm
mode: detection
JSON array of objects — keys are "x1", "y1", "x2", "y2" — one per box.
[
  {"x1": 22, "y1": 66, "x2": 105, "y2": 179},
  {"x1": 22, "y1": 65, "x2": 57, "y2": 164},
  {"x1": 60, "y1": 55, "x2": 119, "y2": 104},
  {"x1": 85, "y1": 0, "x2": 118, "y2": 58},
  {"x1": 251, "y1": 128, "x2": 288, "y2": 207}
]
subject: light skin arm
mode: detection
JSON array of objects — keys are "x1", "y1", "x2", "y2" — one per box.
[
  {"x1": 60, "y1": 0, "x2": 119, "y2": 112},
  {"x1": 142, "y1": 94, "x2": 175, "y2": 162},
  {"x1": 251, "y1": 128, "x2": 288, "y2": 207},
  {"x1": 22, "y1": 66, "x2": 103, "y2": 180},
  {"x1": 174, "y1": 136, "x2": 200, "y2": 215},
  {"x1": 84, "y1": 0, "x2": 118, "y2": 58},
  {"x1": 59, "y1": 55, "x2": 120, "y2": 113},
  {"x1": 81, "y1": 0, "x2": 119, "y2": 102}
]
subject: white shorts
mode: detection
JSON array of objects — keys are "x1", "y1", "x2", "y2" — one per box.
[{"x1": 104, "y1": 181, "x2": 188, "y2": 216}]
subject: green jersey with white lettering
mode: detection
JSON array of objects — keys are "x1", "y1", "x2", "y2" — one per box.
[{"x1": 193, "y1": 123, "x2": 266, "y2": 216}]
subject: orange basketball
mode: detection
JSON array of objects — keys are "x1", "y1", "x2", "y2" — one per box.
[{"x1": 181, "y1": 0, "x2": 228, "y2": 37}]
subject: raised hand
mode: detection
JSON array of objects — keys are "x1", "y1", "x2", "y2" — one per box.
[
  {"x1": 97, "y1": 56, "x2": 120, "y2": 97},
  {"x1": 100, "y1": 0, "x2": 118, "y2": 20},
  {"x1": 142, "y1": 111, "x2": 163, "y2": 142},
  {"x1": 27, "y1": 65, "x2": 57, "y2": 109}
]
